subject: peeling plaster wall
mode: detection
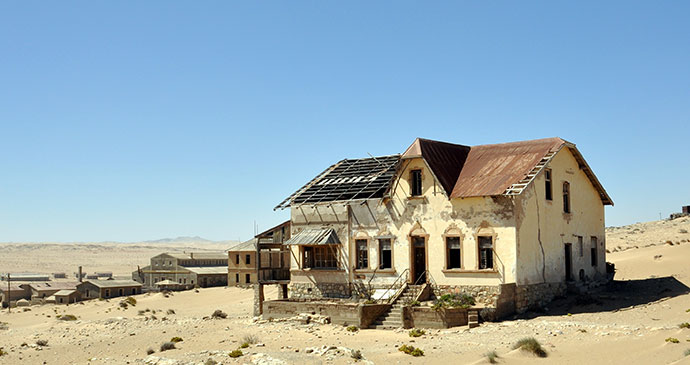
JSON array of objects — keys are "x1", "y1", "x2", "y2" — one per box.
[{"x1": 515, "y1": 148, "x2": 606, "y2": 286}]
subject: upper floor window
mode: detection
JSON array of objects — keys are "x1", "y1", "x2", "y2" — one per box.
[
  {"x1": 544, "y1": 169, "x2": 553, "y2": 200},
  {"x1": 563, "y1": 181, "x2": 571, "y2": 213},
  {"x1": 478, "y1": 236, "x2": 493, "y2": 270},
  {"x1": 410, "y1": 169, "x2": 422, "y2": 196},
  {"x1": 235, "y1": 254, "x2": 240, "y2": 265},
  {"x1": 355, "y1": 239, "x2": 368, "y2": 269},
  {"x1": 245, "y1": 254, "x2": 251, "y2": 265}
]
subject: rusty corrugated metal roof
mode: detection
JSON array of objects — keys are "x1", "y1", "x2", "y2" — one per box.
[
  {"x1": 403, "y1": 138, "x2": 470, "y2": 195},
  {"x1": 451, "y1": 137, "x2": 565, "y2": 198}
]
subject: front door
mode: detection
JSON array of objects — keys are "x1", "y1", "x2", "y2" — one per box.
[
  {"x1": 564, "y1": 243, "x2": 573, "y2": 281},
  {"x1": 412, "y1": 236, "x2": 426, "y2": 284}
]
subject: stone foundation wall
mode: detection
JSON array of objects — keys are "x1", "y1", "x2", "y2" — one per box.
[
  {"x1": 431, "y1": 284, "x2": 517, "y2": 321},
  {"x1": 514, "y1": 282, "x2": 567, "y2": 313},
  {"x1": 289, "y1": 282, "x2": 352, "y2": 299}
]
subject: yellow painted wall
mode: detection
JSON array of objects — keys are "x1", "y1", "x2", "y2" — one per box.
[
  {"x1": 514, "y1": 147, "x2": 606, "y2": 285},
  {"x1": 227, "y1": 251, "x2": 257, "y2": 285}
]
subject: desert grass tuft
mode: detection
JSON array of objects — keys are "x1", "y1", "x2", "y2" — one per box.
[
  {"x1": 679, "y1": 322, "x2": 690, "y2": 329},
  {"x1": 399, "y1": 344, "x2": 424, "y2": 357},
  {"x1": 346, "y1": 325, "x2": 359, "y2": 333},
  {"x1": 211, "y1": 309, "x2": 227, "y2": 319},
  {"x1": 485, "y1": 350, "x2": 499, "y2": 363},
  {"x1": 170, "y1": 337, "x2": 183, "y2": 343},
  {"x1": 228, "y1": 349, "x2": 243, "y2": 358},
  {"x1": 160, "y1": 342, "x2": 176, "y2": 351},
  {"x1": 242, "y1": 334, "x2": 259, "y2": 345},
  {"x1": 666, "y1": 337, "x2": 680, "y2": 344},
  {"x1": 512, "y1": 337, "x2": 547, "y2": 357},
  {"x1": 408, "y1": 329, "x2": 425, "y2": 338}
]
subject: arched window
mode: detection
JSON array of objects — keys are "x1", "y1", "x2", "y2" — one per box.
[{"x1": 563, "y1": 181, "x2": 571, "y2": 213}]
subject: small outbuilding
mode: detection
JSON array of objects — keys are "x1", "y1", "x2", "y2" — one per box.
[
  {"x1": 54, "y1": 289, "x2": 81, "y2": 305},
  {"x1": 77, "y1": 280, "x2": 142, "y2": 300}
]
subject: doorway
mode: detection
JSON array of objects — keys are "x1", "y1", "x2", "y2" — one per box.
[
  {"x1": 564, "y1": 243, "x2": 573, "y2": 281},
  {"x1": 411, "y1": 236, "x2": 426, "y2": 284}
]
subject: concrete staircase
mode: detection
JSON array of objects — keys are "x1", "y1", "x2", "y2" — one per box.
[{"x1": 370, "y1": 285, "x2": 423, "y2": 329}]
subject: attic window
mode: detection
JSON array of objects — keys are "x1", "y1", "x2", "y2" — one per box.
[
  {"x1": 410, "y1": 169, "x2": 422, "y2": 196},
  {"x1": 563, "y1": 181, "x2": 571, "y2": 213},
  {"x1": 545, "y1": 169, "x2": 553, "y2": 201}
]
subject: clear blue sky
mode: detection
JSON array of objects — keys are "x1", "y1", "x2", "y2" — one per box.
[{"x1": 1, "y1": 2, "x2": 688, "y2": 242}]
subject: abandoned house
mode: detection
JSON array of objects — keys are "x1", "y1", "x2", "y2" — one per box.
[
  {"x1": 53, "y1": 289, "x2": 81, "y2": 305},
  {"x1": 131, "y1": 252, "x2": 228, "y2": 288},
  {"x1": 274, "y1": 137, "x2": 613, "y2": 320},
  {"x1": 77, "y1": 280, "x2": 142, "y2": 300},
  {"x1": 20, "y1": 281, "x2": 79, "y2": 300},
  {"x1": 0, "y1": 284, "x2": 30, "y2": 308},
  {"x1": 228, "y1": 221, "x2": 291, "y2": 287}
]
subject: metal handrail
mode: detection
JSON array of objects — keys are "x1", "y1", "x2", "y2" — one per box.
[
  {"x1": 376, "y1": 268, "x2": 408, "y2": 304},
  {"x1": 408, "y1": 270, "x2": 437, "y2": 302}
]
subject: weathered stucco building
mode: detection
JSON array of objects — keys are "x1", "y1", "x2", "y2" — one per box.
[
  {"x1": 227, "y1": 239, "x2": 258, "y2": 286},
  {"x1": 132, "y1": 252, "x2": 228, "y2": 288},
  {"x1": 276, "y1": 137, "x2": 612, "y2": 318},
  {"x1": 77, "y1": 280, "x2": 142, "y2": 300}
]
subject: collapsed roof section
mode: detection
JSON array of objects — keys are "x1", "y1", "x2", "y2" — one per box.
[{"x1": 274, "y1": 155, "x2": 401, "y2": 210}]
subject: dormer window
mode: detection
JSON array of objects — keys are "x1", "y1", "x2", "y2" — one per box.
[{"x1": 410, "y1": 169, "x2": 422, "y2": 196}]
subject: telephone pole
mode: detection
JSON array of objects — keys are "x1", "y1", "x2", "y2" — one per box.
[{"x1": 7, "y1": 273, "x2": 10, "y2": 313}]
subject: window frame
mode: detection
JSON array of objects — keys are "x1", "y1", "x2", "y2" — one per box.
[
  {"x1": 245, "y1": 254, "x2": 251, "y2": 265},
  {"x1": 445, "y1": 235, "x2": 462, "y2": 270},
  {"x1": 410, "y1": 169, "x2": 423, "y2": 197},
  {"x1": 377, "y1": 238, "x2": 393, "y2": 270},
  {"x1": 477, "y1": 235, "x2": 494, "y2": 270},
  {"x1": 355, "y1": 239, "x2": 369, "y2": 270},
  {"x1": 301, "y1": 245, "x2": 338, "y2": 270},
  {"x1": 545, "y1": 169, "x2": 553, "y2": 201},
  {"x1": 563, "y1": 181, "x2": 571, "y2": 213},
  {"x1": 590, "y1": 236, "x2": 598, "y2": 267}
]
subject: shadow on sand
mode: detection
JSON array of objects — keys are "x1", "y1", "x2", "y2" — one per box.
[{"x1": 518, "y1": 276, "x2": 690, "y2": 319}]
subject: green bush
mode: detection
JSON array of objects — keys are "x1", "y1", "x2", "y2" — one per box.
[
  {"x1": 228, "y1": 349, "x2": 243, "y2": 358},
  {"x1": 431, "y1": 293, "x2": 475, "y2": 310},
  {"x1": 485, "y1": 350, "x2": 499, "y2": 364},
  {"x1": 346, "y1": 325, "x2": 359, "y2": 332},
  {"x1": 679, "y1": 322, "x2": 690, "y2": 329},
  {"x1": 0, "y1": 348, "x2": 6, "y2": 356},
  {"x1": 408, "y1": 329, "x2": 425, "y2": 338},
  {"x1": 58, "y1": 314, "x2": 77, "y2": 321},
  {"x1": 512, "y1": 337, "x2": 547, "y2": 357},
  {"x1": 399, "y1": 344, "x2": 424, "y2": 357},
  {"x1": 170, "y1": 337, "x2": 183, "y2": 343},
  {"x1": 666, "y1": 337, "x2": 680, "y2": 344},
  {"x1": 125, "y1": 297, "x2": 137, "y2": 306},
  {"x1": 240, "y1": 342, "x2": 249, "y2": 349}
]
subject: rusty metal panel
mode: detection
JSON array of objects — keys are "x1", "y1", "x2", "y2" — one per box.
[{"x1": 450, "y1": 138, "x2": 565, "y2": 198}]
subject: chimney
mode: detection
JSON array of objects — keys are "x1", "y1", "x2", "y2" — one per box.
[{"x1": 78, "y1": 266, "x2": 82, "y2": 282}]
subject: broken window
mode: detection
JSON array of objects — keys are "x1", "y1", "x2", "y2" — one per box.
[
  {"x1": 410, "y1": 169, "x2": 422, "y2": 196},
  {"x1": 591, "y1": 237, "x2": 598, "y2": 267},
  {"x1": 578, "y1": 236, "x2": 584, "y2": 257},
  {"x1": 378, "y1": 239, "x2": 392, "y2": 269},
  {"x1": 446, "y1": 236, "x2": 461, "y2": 269},
  {"x1": 545, "y1": 169, "x2": 553, "y2": 200},
  {"x1": 303, "y1": 246, "x2": 337, "y2": 269},
  {"x1": 478, "y1": 236, "x2": 493, "y2": 270},
  {"x1": 355, "y1": 239, "x2": 368, "y2": 269},
  {"x1": 245, "y1": 254, "x2": 251, "y2": 265},
  {"x1": 235, "y1": 254, "x2": 239, "y2": 265},
  {"x1": 563, "y1": 181, "x2": 571, "y2": 213}
]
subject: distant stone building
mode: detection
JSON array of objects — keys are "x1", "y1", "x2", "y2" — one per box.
[
  {"x1": 0, "y1": 273, "x2": 51, "y2": 282},
  {"x1": 227, "y1": 239, "x2": 258, "y2": 286},
  {"x1": 54, "y1": 289, "x2": 81, "y2": 304},
  {"x1": 132, "y1": 252, "x2": 228, "y2": 288},
  {"x1": 0, "y1": 284, "x2": 30, "y2": 308},
  {"x1": 20, "y1": 282, "x2": 79, "y2": 299},
  {"x1": 77, "y1": 280, "x2": 142, "y2": 300}
]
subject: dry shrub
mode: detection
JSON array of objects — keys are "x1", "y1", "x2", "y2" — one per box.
[
  {"x1": 211, "y1": 309, "x2": 227, "y2": 319},
  {"x1": 160, "y1": 342, "x2": 176, "y2": 351},
  {"x1": 512, "y1": 337, "x2": 547, "y2": 357}
]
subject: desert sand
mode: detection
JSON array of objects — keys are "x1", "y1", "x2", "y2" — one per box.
[{"x1": 1, "y1": 219, "x2": 690, "y2": 364}]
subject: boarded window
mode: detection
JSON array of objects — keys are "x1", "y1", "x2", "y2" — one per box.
[
  {"x1": 245, "y1": 254, "x2": 251, "y2": 265},
  {"x1": 356, "y1": 239, "x2": 368, "y2": 269},
  {"x1": 378, "y1": 239, "x2": 392, "y2": 269},
  {"x1": 446, "y1": 236, "x2": 461, "y2": 269},
  {"x1": 563, "y1": 181, "x2": 571, "y2": 213},
  {"x1": 591, "y1": 236, "x2": 598, "y2": 267},
  {"x1": 410, "y1": 169, "x2": 422, "y2": 196},
  {"x1": 478, "y1": 236, "x2": 493, "y2": 270},
  {"x1": 545, "y1": 169, "x2": 553, "y2": 200}
]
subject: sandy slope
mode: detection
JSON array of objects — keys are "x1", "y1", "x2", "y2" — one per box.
[{"x1": 1, "y1": 219, "x2": 690, "y2": 364}]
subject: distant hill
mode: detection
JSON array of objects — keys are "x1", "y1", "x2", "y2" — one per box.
[{"x1": 143, "y1": 236, "x2": 216, "y2": 244}]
